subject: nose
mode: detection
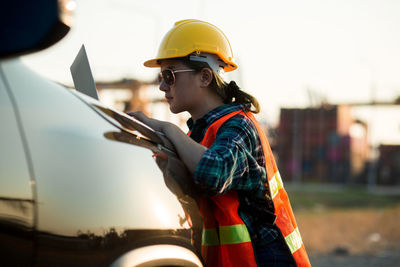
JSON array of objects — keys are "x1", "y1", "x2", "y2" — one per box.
[{"x1": 159, "y1": 80, "x2": 170, "y2": 92}]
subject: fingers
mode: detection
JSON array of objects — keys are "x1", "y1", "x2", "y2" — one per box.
[
  {"x1": 127, "y1": 111, "x2": 151, "y2": 125},
  {"x1": 126, "y1": 111, "x2": 165, "y2": 134},
  {"x1": 127, "y1": 111, "x2": 144, "y2": 119}
]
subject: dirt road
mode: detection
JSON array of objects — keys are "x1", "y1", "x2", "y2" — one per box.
[
  {"x1": 310, "y1": 250, "x2": 400, "y2": 267},
  {"x1": 295, "y1": 205, "x2": 400, "y2": 267}
]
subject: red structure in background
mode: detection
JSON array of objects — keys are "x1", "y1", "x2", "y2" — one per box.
[
  {"x1": 277, "y1": 105, "x2": 369, "y2": 184},
  {"x1": 377, "y1": 145, "x2": 400, "y2": 185}
]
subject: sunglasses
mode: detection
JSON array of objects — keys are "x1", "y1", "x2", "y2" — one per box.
[{"x1": 158, "y1": 69, "x2": 196, "y2": 86}]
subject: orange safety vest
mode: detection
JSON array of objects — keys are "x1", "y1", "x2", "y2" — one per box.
[{"x1": 192, "y1": 109, "x2": 310, "y2": 267}]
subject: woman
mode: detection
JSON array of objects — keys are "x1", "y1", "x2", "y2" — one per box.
[{"x1": 131, "y1": 19, "x2": 310, "y2": 267}]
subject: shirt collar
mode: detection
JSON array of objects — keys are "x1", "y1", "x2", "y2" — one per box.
[{"x1": 186, "y1": 103, "x2": 245, "y2": 131}]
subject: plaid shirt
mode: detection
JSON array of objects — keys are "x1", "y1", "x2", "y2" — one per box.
[{"x1": 187, "y1": 103, "x2": 278, "y2": 246}]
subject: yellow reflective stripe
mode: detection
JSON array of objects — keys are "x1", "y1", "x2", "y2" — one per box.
[
  {"x1": 276, "y1": 171, "x2": 284, "y2": 190},
  {"x1": 202, "y1": 224, "x2": 252, "y2": 246},
  {"x1": 269, "y1": 171, "x2": 284, "y2": 199},
  {"x1": 202, "y1": 228, "x2": 219, "y2": 246},
  {"x1": 285, "y1": 227, "x2": 303, "y2": 253},
  {"x1": 219, "y1": 224, "x2": 251, "y2": 245}
]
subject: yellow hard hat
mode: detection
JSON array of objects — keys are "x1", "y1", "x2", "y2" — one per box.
[{"x1": 144, "y1": 19, "x2": 238, "y2": 72}]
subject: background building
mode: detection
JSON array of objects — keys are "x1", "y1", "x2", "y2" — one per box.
[{"x1": 277, "y1": 101, "x2": 400, "y2": 185}]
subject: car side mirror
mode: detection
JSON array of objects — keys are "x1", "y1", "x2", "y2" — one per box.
[{"x1": 0, "y1": 0, "x2": 71, "y2": 58}]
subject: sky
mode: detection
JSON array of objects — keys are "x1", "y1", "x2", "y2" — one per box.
[{"x1": 22, "y1": 0, "x2": 400, "y2": 125}]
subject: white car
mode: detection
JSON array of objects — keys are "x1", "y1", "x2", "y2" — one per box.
[{"x1": 0, "y1": 0, "x2": 202, "y2": 266}]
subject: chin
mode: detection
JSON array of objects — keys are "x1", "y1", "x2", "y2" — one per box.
[{"x1": 169, "y1": 105, "x2": 183, "y2": 114}]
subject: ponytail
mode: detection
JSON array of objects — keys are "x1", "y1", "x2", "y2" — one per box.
[{"x1": 222, "y1": 81, "x2": 260, "y2": 113}]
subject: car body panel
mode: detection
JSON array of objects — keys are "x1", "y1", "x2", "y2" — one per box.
[
  {"x1": 0, "y1": 58, "x2": 198, "y2": 266},
  {"x1": 0, "y1": 60, "x2": 34, "y2": 265}
]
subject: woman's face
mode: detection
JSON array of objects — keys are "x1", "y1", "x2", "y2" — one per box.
[{"x1": 159, "y1": 60, "x2": 202, "y2": 114}]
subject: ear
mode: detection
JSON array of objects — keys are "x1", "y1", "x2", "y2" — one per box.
[{"x1": 199, "y1": 68, "x2": 213, "y2": 87}]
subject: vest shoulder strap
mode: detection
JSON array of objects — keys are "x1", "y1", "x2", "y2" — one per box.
[{"x1": 200, "y1": 110, "x2": 242, "y2": 147}]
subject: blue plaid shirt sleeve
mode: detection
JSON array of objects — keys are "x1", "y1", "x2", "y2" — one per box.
[{"x1": 193, "y1": 115, "x2": 267, "y2": 195}]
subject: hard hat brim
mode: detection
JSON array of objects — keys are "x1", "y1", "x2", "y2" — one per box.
[{"x1": 143, "y1": 54, "x2": 238, "y2": 72}]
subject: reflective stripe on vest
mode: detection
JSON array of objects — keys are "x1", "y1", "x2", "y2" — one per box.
[
  {"x1": 202, "y1": 228, "x2": 219, "y2": 246},
  {"x1": 285, "y1": 227, "x2": 303, "y2": 254},
  {"x1": 269, "y1": 171, "x2": 284, "y2": 199},
  {"x1": 202, "y1": 224, "x2": 252, "y2": 246}
]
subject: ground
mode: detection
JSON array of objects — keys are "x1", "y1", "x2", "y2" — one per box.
[{"x1": 287, "y1": 184, "x2": 400, "y2": 267}]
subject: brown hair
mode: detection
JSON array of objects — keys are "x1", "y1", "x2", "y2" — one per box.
[{"x1": 181, "y1": 58, "x2": 260, "y2": 113}]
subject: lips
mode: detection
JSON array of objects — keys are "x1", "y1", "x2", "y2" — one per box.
[{"x1": 165, "y1": 95, "x2": 173, "y2": 103}]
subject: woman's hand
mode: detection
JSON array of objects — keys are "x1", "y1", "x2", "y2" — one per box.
[
  {"x1": 127, "y1": 111, "x2": 167, "y2": 133},
  {"x1": 127, "y1": 111, "x2": 207, "y2": 174}
]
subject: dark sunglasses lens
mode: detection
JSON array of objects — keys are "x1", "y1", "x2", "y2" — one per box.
[{"x1": 162, "y1": 70, "x2": 175, "y2": 85}]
